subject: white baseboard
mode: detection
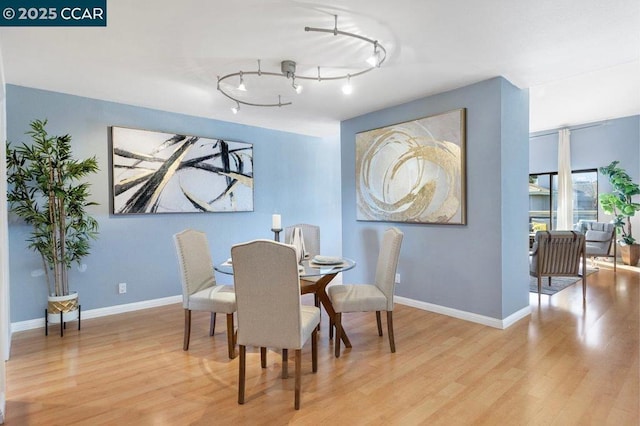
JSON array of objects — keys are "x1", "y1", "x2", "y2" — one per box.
[
  {"x1": 501, "y1": 306, "x2": 532, "y2": 328},
  {"x1": 11, "y1": 293, "x2": 532, "y2": 333},
  {"x1": 10, "y1": 295, "x2": 182, "y2": 333},
  {"x1": 394, "y1": 296, "x2": 530, "y2": 329}
]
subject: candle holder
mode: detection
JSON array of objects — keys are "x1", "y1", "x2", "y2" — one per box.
[{"x1": 271, "y1": 228, "x2": 282, "y2": 242}]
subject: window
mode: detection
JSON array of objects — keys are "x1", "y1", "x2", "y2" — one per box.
[{"x1": 529, "y1": 169, "x2": 598, "y2": 231}]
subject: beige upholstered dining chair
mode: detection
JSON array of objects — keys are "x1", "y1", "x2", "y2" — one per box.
[
  {"x1": 327, "y1": 227, "x2": 403, "y2": 358},
  {"x1": 284, "y1": 224, "x2": 320, "y2": 259},
  {"x1": 231, "y1": 239, "x2": 320, "y2": 410},
  {"x1": 285, "y1": 224, "x2": 321, "y2": 309},
  {"x1": 173, "y1": 229, "x2": 236, "y2": 358},
  {"x1": 529, "y1": 230, "x2": 587, "y2": 302}
]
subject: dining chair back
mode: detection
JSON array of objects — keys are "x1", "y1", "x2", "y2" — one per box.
[
  {"x1": 173, "y1": 229, "x2": 236, "y2": 358},
  {"x1": 375, "y1": 227, "x2": 404, "y2": 311},
  {"x1": 285, "y1": 223, "x2": 322, "y2": 312},
  {"x1": 284, "y1": 224, "x2": 320, "y2": 259},
  {"x1": 231, "y1": 239, "x2": 320, "y2": 410}
]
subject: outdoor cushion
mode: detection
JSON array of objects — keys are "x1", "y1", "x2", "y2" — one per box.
[{"x1": 585, "y1": 230, "x2": 611, "y2": 242}]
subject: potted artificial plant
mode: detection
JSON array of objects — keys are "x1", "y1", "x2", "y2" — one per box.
[
  {"x1": 6, "y1": 119, "x2": 99, "y2": 326},
  {"x1": 599, "y1": 160, "x2": 640, "y2": 266}
]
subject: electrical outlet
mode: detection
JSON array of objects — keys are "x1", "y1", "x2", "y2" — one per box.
[
  {"x1": 395, "y1": 273, "x2": 401, "y2": 284},
  {"x1": 118, "y1": 282, "x2": 127, "y2": 294}
]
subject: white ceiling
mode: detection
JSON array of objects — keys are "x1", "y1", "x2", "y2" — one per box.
[{"x1": 0, "y1": 0, "x2": 638, "y2": 137}]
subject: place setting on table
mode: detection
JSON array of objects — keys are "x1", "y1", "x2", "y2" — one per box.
[
  {"x1": 300, "y1": 255, "x2": 356, "y2": 275},
  {"x1": 218, "y1": 255, "x2": 356, "y2": 275},
  {"x1": 216, "y1": 214, "x2": 356, "y2": 278}
]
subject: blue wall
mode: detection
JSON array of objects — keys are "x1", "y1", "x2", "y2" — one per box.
[
  {"x1": 500, "y1": 79, "x2": 531, "y2": 317},
  {"x1": 7, "y1": 85, "x2": 342, "y2": 322},
  {"x1": 530, "y1": 115, "x2": 640, "y2": 228},
  {"x1": 340, "y1": 77, "x2": 530, "y2": 320}
]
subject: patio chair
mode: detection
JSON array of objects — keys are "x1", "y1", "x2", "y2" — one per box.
[
  {"x1": 529, "y1": 230, "x2": 587, "y2": 302},
  {"x1": 574, "y1": 220, "x2": 617, "y2": 272}
]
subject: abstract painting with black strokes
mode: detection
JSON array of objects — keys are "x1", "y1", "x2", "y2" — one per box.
[{"x1": 111, "y1": 127, "x2": 253, "y2": 214}]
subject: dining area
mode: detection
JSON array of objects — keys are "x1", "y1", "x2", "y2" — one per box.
[
  {"x1": 6, "y1": 259, "x2": 638, "y2": 424},
  {"x1": 173, "y1": 222, "x2": 404, "y2": 410}
]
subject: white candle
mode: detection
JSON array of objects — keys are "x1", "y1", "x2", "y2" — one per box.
[{"x1": 272, "y1": 214, "x2": 281, "y2": 230}]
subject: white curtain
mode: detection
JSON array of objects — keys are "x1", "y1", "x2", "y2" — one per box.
[{"x1": 556, "y1": 128, "x2": 573, "y2": 230}]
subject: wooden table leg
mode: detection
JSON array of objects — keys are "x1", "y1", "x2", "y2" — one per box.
[{"x1": 314, "y1": 274, "x2": 352, "y2": 348}]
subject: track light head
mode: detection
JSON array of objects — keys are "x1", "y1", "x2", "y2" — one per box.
[
  {"x1": 238, "y1": 72, "x2": 246, "y2": 91},
  {"x1": 342, "y1": 75, "x2": 353, "y2": 95},
  {"x1": 366, "y1": 42, "x2": 380, "y2": 67},
  {"x1": 292, "y1": 75, "x2": 303, "y2": 94}
]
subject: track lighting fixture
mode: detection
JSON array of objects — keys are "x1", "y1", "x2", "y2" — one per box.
[{"x1": 217, "y1": 15, "x2": 386, "y2": 109}]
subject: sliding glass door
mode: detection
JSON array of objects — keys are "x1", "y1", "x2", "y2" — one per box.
[{"x1": 529, "y1": 169, "x2": 598, "y2": 231}]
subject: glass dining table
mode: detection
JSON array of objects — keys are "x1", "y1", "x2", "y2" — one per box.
[{"x1": 215, "y1": 257, "x2": 356, "y2": 348}]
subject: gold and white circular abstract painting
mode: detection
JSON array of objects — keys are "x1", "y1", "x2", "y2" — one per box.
[{"x1": 356, "y1": 109, "x2": 466, "y2": 224}]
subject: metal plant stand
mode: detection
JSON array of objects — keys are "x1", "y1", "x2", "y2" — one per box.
[{"x1": 45, "y1": 305, "x2": 81, "y2": 337}]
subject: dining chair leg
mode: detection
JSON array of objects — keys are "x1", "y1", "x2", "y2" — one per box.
[
  {"x1": 312, "y1": 329, "x2": 318, "y2": 373},
  {"x1": 376, "y1": 311, "x2": 383, "y2": 336},
  {"x1": 261, "y1": 347, "x2": 268, "y2": 368},
  {"x1": 226, "y1": 314, "x2": 236, "y2": 359},
  {"x1": 209, "y1": 312, "x2": 216, "y2": 336},
  {"x1": 183, "y1": 309, "x2": 191, "y2": 351},
  {"x1": 294, "y1": 349, "x2": 302, "y2": 410},
  {"x1": 386, "y1": 311, "x2": 396, "y2": 353},
  {"x1": 329, "y1": 318, "x2": 334, "y2": 339},
  {"x1": 281, "y1": 349, "x2": 288, "y2": 378},
  {"x1": 334, "y1": 313, "x2": 342, "y2": 358},
  {"x1": 314, "y1": 294, "x2": 321, "y2": 331},
  {"x1": 238, "y1": 345, "x2": 246, "y2": 405}
]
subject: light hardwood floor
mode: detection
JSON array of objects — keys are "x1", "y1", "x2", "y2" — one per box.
[{"x1": 5, "y1": 265, "x2": 639, "y2": 425}]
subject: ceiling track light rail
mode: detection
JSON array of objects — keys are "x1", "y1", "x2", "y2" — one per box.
[{"x1": 217, "y1": 15, "x2": 387, "y2": 111}]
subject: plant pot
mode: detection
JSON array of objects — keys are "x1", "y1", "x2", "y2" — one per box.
[
  {"x1": 619, "y1": 244, "x2": 640, "y2": 266},
  {"x1": 47, "y1": 292, "x2": 79, "y2": 323}
]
